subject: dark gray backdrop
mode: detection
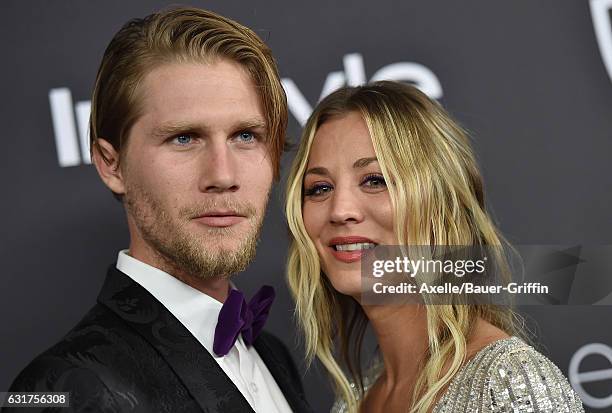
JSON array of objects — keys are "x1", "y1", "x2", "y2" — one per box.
[{"x1": 1, "y1": 1, "x2": 611, "y2": 411}]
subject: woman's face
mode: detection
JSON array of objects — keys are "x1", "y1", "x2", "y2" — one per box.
[{"x1": 302, "y1": 111, "x2": 396, "y2": 297}]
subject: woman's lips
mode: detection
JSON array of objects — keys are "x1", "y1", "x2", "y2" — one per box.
[
  {"x1": 327, "y1": 236, "x2": 377, "y2": 263},
  {"x1": 193, "y1": 214, "x2": 245, "y2": 227},
  {"x1": 330, "y1": 248, "x2": 368, "y2": 263}
]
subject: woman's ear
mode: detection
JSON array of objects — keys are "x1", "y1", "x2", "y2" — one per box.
[{"x1": 91, "y1": 138, "x2": 126, "y2": 196}]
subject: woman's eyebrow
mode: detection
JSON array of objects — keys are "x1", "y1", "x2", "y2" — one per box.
[
  {"x1": 305, "y1": 158, "x2": 378, "y2": 175},
  {"x1": 305, "y1": 166, "x2": 329, "y2": 176},
  {"x1": 353, "y1": 157, "x2": 378, "y2": 168}
]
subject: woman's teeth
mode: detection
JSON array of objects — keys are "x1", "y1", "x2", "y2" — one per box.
[{"x1": 334, "y1": 243, "x2": 376, "y2": 251}]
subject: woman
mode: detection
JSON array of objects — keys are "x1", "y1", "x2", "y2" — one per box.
[{"x1": 285, "y1": 81, "x2": 584, "y2": 412}]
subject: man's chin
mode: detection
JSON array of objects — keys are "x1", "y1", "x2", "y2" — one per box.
[
  {"x1": 156, "y1": 239, "x2": 255, "y2": 280},
  {"x1": 155, "y1": 218, "x2": 263, "y2": 279}
]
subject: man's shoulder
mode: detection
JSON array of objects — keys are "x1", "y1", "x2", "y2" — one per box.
[
  {"x1": 8, "y1": 303, "x2": 138, "y2": 389},
  {"x1": 5, "y1": 303, "x2": 199, "y2": 412},
  {"x1": 5, "y1": 304, "x2": 127, "y2": 410}
]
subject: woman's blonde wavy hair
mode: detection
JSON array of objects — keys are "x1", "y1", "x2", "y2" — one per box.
[{"x1": 285, "y1": 81, "x2": 526, "y2": 413}]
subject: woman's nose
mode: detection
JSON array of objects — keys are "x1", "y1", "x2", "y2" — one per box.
[{"x1": 328, "y1": 186, "x2": 365, "y2": 225}]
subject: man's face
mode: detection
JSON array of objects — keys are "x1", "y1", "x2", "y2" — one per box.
[{"x1": 119, "y1": 59, "x2": 274, "y2": 280}]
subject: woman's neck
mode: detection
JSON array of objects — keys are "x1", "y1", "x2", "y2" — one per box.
[{"x1": 362, "y1": 303, "x2": 429, "y2": 386}]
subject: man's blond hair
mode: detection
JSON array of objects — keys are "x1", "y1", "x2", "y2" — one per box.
[{"x1": 90, "y1": 6, "x2": 287, "y2": 192}]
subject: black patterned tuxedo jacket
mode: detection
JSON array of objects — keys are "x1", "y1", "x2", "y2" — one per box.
[{"x1": 4, "y1": 266, "x2": 312, "y2": 413}]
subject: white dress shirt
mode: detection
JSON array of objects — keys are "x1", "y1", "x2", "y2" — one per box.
[{"x1": 116, "y1": 250, "x2": 293, "y2": 413}]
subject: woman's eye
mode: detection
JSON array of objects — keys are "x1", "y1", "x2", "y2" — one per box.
[
  {"x1": 304, "y1": 184, "x2": 333, "y2": 197},
  {"x1": 237, "y1": 131, "x2": 256, "y2": 143},
  {"x1": 172, "y1": 134, "x2": 193, "y2": 146},
  {"x1": 362, "y1": 174, "x2": 387, "y2": 188}
]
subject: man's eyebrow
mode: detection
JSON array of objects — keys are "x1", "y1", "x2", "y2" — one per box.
[
  {"x1": 151, "y1": 118, "x2": 267, "y2": 138},
  {"x1": 234, "y1": 119, "x2": 267, "y2": 131},
  {"x1": 304, "y1": 166, "x2": 329, "y2": 176},
  {"x1": 152, "y1": 121, "x2": 204, "y2": 137},
  {"x1": 353, "y1": 157, "x2": 378, "y2": 168}
]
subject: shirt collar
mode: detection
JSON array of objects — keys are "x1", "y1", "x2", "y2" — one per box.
[{"x1": 116, "y1": 249, "x2": 227, "y2": 358}]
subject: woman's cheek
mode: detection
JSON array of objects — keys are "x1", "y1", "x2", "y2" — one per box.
[{"x1": 303, "y1": 204, "x2": 325, "y2": 243}]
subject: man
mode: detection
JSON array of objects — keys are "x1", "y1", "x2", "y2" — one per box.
[{"x1": 4, "y1": 7, "x2": 310, "y2": 413}]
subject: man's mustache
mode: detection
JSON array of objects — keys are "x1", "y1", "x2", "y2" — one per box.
[{"x1": 180, "y1": 199, "x2": 258, "y2": 219}]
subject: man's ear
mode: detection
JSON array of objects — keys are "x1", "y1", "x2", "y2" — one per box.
[{"x1": 92, "y1": 138, "x2": 126, "y2": 196}]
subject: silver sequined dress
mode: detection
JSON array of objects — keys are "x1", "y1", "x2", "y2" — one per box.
[{"x1": 331, "y1": 336, "x2": 585, "y2": 412}]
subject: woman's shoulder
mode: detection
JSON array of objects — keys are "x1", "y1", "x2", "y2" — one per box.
[
  {"x1": 434, "y1": 336, "x2": 585, "y2": 412},
  {"x1": 330, "y1": 359, "x2": 383, "y2": 413}
]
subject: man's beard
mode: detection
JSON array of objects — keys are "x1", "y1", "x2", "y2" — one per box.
[{"x1": 124, "y1": 183, "x2": 268, "y2": 280}]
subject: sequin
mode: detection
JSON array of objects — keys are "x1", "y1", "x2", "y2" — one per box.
[{"x1": 331, "y1": 336, "x2": 585, "y2": 412}]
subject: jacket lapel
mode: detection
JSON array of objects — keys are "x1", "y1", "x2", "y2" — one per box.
[{"x1": 97, "y1": 266, "x2": 254, "y2": 413}]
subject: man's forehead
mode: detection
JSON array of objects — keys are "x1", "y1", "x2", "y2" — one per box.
[{"x1": 136, "y1": 61, "x2": 266, "y2": 131}]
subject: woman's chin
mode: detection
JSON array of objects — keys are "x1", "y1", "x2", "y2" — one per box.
[{"x1": 327, "y1": 275, "x2": 362, "y2": 298}]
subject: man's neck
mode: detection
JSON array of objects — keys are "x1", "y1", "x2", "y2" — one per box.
[
  {"x1": 171, "y1": 270, "x2": 231, "y2": 303},
  {"x1": 127, "y1": 242, "x2": 231, "y2": 303}
]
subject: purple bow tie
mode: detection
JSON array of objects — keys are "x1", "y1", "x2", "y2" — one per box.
[{"x1": 213, "y1": 286, "x2": 275, "y2": 357}]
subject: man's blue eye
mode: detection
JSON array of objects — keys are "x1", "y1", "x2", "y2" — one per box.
[
  {"x1": 174, "y1": 134, "x2": 192, "y2": 145},
  {"x1": 238, "y1": 132, "x2": 255, "y2": 142}
]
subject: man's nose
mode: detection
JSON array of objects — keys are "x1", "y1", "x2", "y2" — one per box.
[
  {"x1": 198, "y1": 141, "x2": 239, "y2": 193},
  {"x1": 329, "y1": 185, "x2": 364, "y2": 225}
]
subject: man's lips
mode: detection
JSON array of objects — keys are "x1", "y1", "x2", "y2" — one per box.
[
  {"x1": 192, "y1": 211, "x2": 246, "y2": 228},
  {"x1": 327, "y1": 236, "x2": 378, "y2": 263}
]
